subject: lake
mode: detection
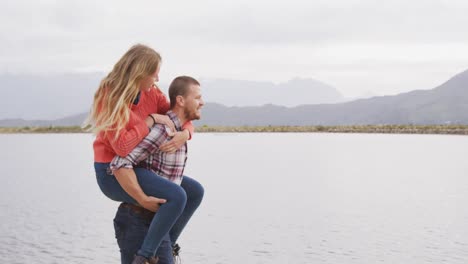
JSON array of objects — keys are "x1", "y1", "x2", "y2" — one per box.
[{"x1": 1, "y1": 133, "x2": 468, "y2": 263}]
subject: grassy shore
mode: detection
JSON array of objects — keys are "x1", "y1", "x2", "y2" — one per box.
[{"x1": 1, "y1": 125, "x2": 468, "y2": 135}]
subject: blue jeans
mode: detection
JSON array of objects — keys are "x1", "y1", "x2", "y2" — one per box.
[
  {"x1": 169, "y1": 176, "x2": 205, "y2": 244},
  {"x1": 114, "y1": 204, "x2": 173, "y2": 264},
  {"x1": 95, "y1": 163, "x2": 204, "y2": 259}
]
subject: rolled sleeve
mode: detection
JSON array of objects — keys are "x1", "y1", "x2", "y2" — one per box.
[{"x1": 110, "y1": 156, "x2": 134, "y2": 171}]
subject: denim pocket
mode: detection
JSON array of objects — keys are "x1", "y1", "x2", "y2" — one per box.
[{"x1": 113, "y1": 205, "x2": 153, "y2": 256}]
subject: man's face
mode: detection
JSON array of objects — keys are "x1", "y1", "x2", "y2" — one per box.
[{"x1": 183, "y1": 84, "x2": 204, "y2": 120}]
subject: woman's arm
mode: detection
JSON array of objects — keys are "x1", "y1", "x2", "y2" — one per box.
[
  {"x1": 159, "y1": 121, "x2": 193, "y2": 153},
  {"x1": 113, "y1": 168, "x2": 166, "y2": 212},
  {"x1": 182, "y1": 121, "x2": 194, "y2": 140},
  {"x1": 106, "y1": 113, "x2": 155, "y2": 157}
]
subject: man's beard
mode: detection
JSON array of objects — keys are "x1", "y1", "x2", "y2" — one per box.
[{"x1": 184, "y1": 108, "x2": 200, "y2": 121}]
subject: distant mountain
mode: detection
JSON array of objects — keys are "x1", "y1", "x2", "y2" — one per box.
[
  {"x1": 0, "y1": 112, "x2": 89, "y2": 127},
  {"x1": 201, "y1": 78, "x2": 344, "y2": 106},
  {"x1": 0, "y1": 73, "x2": 343, "y2": 120},
  {"x1": 0, "y1": 73, "x2": 103, "y2": 120},
  {"x1": 1, "y1": 69, "x2": 467, "y2": 127},
  {"x1": 194, "y1": 69, "x2": 468, "y2": 126}
]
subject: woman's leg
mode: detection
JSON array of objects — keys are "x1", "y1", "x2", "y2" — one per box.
[
  {"x1": 95, "y1": 162, "x2": 137, "y2": 204},
  {"x1": 134, "y1": 168, "x2": 187, "y2": 258},
  {"x1": 154, "y1": 234, "x2": 174, "y2": 264},
  {"x1": 95, "y1": 163, "x2": 187, "y2": 259},
  {"x1": 169, "y1": 175, "x2": 204, "y2": 244}
]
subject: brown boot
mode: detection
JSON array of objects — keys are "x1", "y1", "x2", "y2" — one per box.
[
  {"x1": 132, "y1": 255, "x2": 159, "y2": 264},
  {"x1": 149, "y1": 256, "x2": 159, "y2": 264}
]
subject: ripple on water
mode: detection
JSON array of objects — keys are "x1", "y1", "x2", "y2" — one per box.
[{"x1": 2, "y1": 134, "x2": 468, "y2": 263}]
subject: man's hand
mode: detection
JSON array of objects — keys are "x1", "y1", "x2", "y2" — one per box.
[
  {"x1": 139, "y1": 196, "x2": 167, "y2": 212},
  {"x1": 160, "y1": 130, "x2": 190, "y2": 153}
]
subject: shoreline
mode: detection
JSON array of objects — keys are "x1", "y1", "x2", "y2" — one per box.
[{"x1": 1, "y1": 125, "x2": 468, "y2": 135}]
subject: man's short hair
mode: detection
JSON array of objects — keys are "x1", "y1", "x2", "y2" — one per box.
[{"x1": 169, "y1": 76, "x2": 200, "y2": 108}]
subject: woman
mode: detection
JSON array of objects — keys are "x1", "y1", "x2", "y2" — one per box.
[{"x1": 85, "y1": 44, "x2": 203, "y2": 264}]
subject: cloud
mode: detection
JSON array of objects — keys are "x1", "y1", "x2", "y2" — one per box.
[{"x1": 1, "y1": 0, "x2": 468, "y2": 96}]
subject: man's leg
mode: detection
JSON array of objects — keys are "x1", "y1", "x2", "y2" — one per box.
[
  {"x1": 114, "y1": 203, "x2": 174, "y2": 264},
  {"x1": 114, "y1": 203, "x2": 155, "y2": 264}
]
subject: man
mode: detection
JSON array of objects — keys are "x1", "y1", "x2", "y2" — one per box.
[{"x1": 110, "y1": 76, "x2": 205, "y2": 264}]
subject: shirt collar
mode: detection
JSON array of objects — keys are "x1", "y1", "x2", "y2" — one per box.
[
  {"x1": 133, "y1": 92, "x2": 141, "y2": 105},
  {"x1": 166, "y1": 110, "x2": 182, "y2": 131}
]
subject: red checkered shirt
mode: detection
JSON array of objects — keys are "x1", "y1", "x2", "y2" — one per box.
[{"x1": 110, "y1": 111, "x2": 187, "y2": 185}]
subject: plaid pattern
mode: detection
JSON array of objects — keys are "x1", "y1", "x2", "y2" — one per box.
[{"x1": 110, "y1": 111, "x2": 187, "y2": 185}]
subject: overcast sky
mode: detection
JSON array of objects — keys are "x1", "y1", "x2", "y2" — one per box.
[{"x1": 1, "y1": 0, "x2": 467, "y2": 97}]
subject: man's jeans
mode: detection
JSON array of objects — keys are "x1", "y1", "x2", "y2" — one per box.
[
  {"x1": 114, "y1": 204, "x2": 174, "y2": 264},
  {"x1": 95, "y1": 162, "x2": 188, "y2": 258},
  {"x1": 96, "y1": 161, "x2": 205, "y2": 263}
]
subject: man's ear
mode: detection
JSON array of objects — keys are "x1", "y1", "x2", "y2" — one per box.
[{"x1": 176, "y1": 95, "x2": 185, "y2": 107}]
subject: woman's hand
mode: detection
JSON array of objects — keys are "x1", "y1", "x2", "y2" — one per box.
[
  {"x1": 139, "y1": 196, "x2": 167, "y2": 212},
  {"x1": 148, "y1": 114, "x2": 176, "y2": 134},
  {"x1": 160, "y1": 130, "x2": 190, "y2": 153}
]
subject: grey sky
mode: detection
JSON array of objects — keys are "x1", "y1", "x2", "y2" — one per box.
[{"x1": 1, "y1": 0, "x2": 467, "y2": 97}]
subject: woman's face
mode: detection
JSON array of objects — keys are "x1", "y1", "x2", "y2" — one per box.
[{"x1": 139, "y1": 66, "x2": 160, "y2": 91}]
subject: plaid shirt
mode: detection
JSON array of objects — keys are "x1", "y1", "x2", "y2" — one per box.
[{"x1": 110, "y1": 111, "x2": 188, "y2": 185}]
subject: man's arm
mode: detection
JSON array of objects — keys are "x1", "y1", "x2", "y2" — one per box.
[
  {"x1": 110, "y1": 125, "x2": 166, "y2": 170},
  {"x1": 113, "y1": 168, "x2": 166, "y2": 212},
  {"x1": 110, "y1": 125, "x2": 168, "y2": 212}
]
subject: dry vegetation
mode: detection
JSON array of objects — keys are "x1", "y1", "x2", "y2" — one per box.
[{"x1": 1, "y1": 125, "x2": 468, "y2": 135}]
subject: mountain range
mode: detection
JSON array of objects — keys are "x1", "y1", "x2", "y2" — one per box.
[
  {"x1": 0, "y1": 73, "x2": 343, "y2": 120},
  {"x1": 196, "y1": 69, "x2": 468, "y2": 126},
  {"x1": 0, "y1": 69, "x2": 467, "y2": 127},
  {"x1": 200, "y1": 78, "x2": 345, "y2": 107}
]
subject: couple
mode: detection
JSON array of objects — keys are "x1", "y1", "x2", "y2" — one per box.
[{"x1": 86, "y1": 44, "x2": 205, "y2": 264}]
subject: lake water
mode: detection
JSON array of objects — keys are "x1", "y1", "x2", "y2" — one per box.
[{"x1": 1, "y1": 133, "x2": 468, "y2": 263}]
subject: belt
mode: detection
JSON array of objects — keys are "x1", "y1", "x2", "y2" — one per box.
[{"x1": 119, "y1": 202, "x2": 155, "y2": 220}]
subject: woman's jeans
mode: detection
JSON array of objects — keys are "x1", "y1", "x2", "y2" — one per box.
[{"x1": 95, "y1": 162, "x2": 204, "y2": 259}]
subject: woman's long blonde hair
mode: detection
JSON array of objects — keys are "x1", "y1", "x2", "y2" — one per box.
[{"x1": 83, "y1": 44, "x2": 161, "y2": 139}]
